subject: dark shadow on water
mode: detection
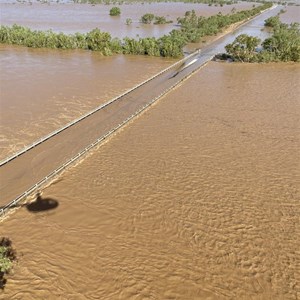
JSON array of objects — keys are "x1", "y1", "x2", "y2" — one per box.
[
  {"x1": 0, "y1": 193, "x2": 59, "y2": 213},
  {"x1": 26, "y1": 193, "x2": 59, "y2": 213}
]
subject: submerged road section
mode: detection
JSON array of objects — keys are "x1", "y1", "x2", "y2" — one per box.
[{"x1": 0, "y1": 5, "x2": 281, "y2": 213}]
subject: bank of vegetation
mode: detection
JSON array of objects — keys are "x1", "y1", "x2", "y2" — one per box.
[
  {"x1": 0, "y1": 237, "x2": 16, "y2": 290},
  {"x1": 220, "y1": 16, "x2": 300, "y2": 62},
  {"x1": 0, "y1": 3, "x2": 272, "y2": 58}
]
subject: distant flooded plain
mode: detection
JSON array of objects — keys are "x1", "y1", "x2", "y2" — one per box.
[
  {"x1": 0, "y1": 2, "x2": 300, "y2": 300},
  {"x1": 0, "y1": 1, "x2": 255, "y2": 38}
]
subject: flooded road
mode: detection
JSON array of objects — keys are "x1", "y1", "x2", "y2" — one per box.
[
  {"x1": 0, "y1": 3, "x2": 286, "y2": 161},
  {"x1": 0, "y1": 4, "x2": 282, "y2": 207},
  {"x1": 0, "y1": 2, "x2": 299, "y2": 299},
  {"x1": 0, "y1": 52, "x2": 196, "y2": 206},
  {"x1": 0, "y1": 46, "x2": 174, "y2": 159},
  {"x1": 1, "y1": 62, "x2": 299, "y2": 299}
]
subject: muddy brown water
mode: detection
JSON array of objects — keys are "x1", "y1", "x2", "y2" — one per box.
[
  {"x1": 280, "y1": 5, "x2": 300, "y2": 23},
  {"x1": 0, "y1": 45, "x2": 175, "y2": 160},
  {"x1": 1, "y1": 61, "x2": 299, "y2": 299},
  {"x1": 0, "y1": 2, "x2": 256, "y2": 38},
  {"x1": 0, "y1": 3, "x2": 286, "y2": 161},
  {"x1": 0, "y1": 4, "x2": 286, "y2": 206},
  {"x1": 1, "y1": 3, "x2": 300, "y2": 299}
]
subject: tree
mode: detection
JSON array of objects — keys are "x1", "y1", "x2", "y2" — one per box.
[
  {"x1": 86, "y1": 28, "x2": 112, "y2": 52},
  {"x1": 154, "y1": 16, "x2": 172, "y2": 25},
  {"x1": 109, "y1": 7, "x2": 121, "y2": 16},
  {"x1": 141, "y1": 13, "x2": 155, "y2": 24},
  {"x1": 225, "y1": 34, "x2": 261, "y2": 62},
  {"x1": 262, "y1": 22, "x2": 300, "y2": 62},
  {"x1": 223, "y1": 21, "x2": 300, "y2": 63},
  {"x1": 125, "y1": 18, "x2": 132, "y2": 25},
  {"x1": 264, "y1": 16, "x2": 281, "y2": 28},
  {"x1": 0, "y1": 237, "x2": 16, "y2": 290}
]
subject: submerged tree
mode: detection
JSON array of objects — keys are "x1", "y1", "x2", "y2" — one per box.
[
  {"x1": 264, "y1": 15, "x2": 281, "y2": 28},
  {"x1": 154, "y1": 16, "x2": 172, "y2": 25},
  {"x1": 140, "y1": 13, "x2": 155, "y2": 24},
  {"x1": 109, "y1": 6, "x2": 121, "y2": 16},
  {"x1": 262, "y1": 22, "x2": 300, "y2": 62},
  {"x1": 125, "y1": 18, "x2": 132, "y2": 25},
  {"x1": 223, "y1": 21, "x2": 300, "y2": 62},
  {"x1": 0, "y1": 237, "x2": 17, "y2": 290},
  {"x1": 225, "y1": 34, "x2": 261, "y2": 62}
]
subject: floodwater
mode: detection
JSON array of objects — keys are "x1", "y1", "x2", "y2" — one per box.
[
  {"x1": 0, "y1": 45, "x2": 174, "y2": 159},
  {"x1": 0, "y1": 1, "x2": 255, "y2": 38},
  {"x1": 1, "y1": 3, "x2": 300, "y2": 299},
  {"x1": 280, "y1": 5, "x2": 300, "y2": 23},
  {"x1": 0, "y1": 2, "x2": 284, "y2": 161},
  {"x1": 1, "y1": 62, "x2": 299, "y2": 299}
]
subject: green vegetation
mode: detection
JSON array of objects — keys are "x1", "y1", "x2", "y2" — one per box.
[
  {"x1": 177, "y1": 3, "x2": 272, "y2": 43},
  {"x1": 126, "y1": 18, "x2": 132, "y2": 25},
  {"x1": 140, "y1": 13, "x2": 155, "y2": 24},
  {"x1": 261, "y1": 22, "x2": 300, "y2": 62},
  {"x1": 0, "y1": 238, "x2": 16, "y2": 290},
  {"x1": 109, "y1": 6, "x2": 121, "y2": 16},
  {"x1": 140, "y1": 13, "x2": 172, "y2": 25},
  {"x1": 224, "y1": 34, "x2": 261, "y2": 62},
  {"x1": 0, "y1": 3, "x2": 272, "y2": 58},
  {"x1": 0, "y1": 25, "x2": 123, "y2": 54},
  {"x1": 223, "y1": 20, "x2": 300, "y2": 62},
  {"x1": 264, "y1": 15, "x2": 281, "y2": 28},
  {"x1": 154, "y1": 16, "x2": 173, "y2": 25}
]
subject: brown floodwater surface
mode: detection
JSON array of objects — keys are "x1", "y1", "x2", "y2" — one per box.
[
  {"x1": 0, "y1": 3, "x2": 292, "y2": 160},
  {"x1": 0, "y1": 45, "x2": 174, "y2": 159},
  {"x1": 280, "y1": 5, "x2": 300, "y2": 23},
  {"x1": 1, "y1": 62, "x2": 299, "y2": 299},
  {"x1": 0, "y1": 2, "x2": 256, "y2": 38}
]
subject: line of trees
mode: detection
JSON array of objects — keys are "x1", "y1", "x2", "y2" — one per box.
[
  {"x1": 222, "y1": 18, "x2": 300, "y2": 62},
  {"x1": 0, "y1": 3, "x2": 272, "y2": 58},
  {"x1": 177, "y1": 3, "x2": 272, "y2": 43}
]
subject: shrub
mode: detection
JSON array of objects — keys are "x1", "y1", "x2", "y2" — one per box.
[
  {"x1": 140, "y1": 13, "x2": 155, "y2": 24},
  {"x1": 126, "y1": 18, "x2": 132, "y2": 25},
  {"x1": 109, "y1": 6, "x2": 121, "y2": 16},
  {"x1": 223, "y1": 21, "x2": 300, "y2": 62},
  {"x1": 154, "y1": 16, "x2": 173, "y2": 25},
  {"x1": 264, "y1": 16, "x2": 281, "y2": 28},
  {"x1": 0, "y1": 237, "x2": 17, "y2": 290}
]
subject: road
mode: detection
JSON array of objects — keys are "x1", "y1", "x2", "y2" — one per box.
[{"x1": 0, "y1": 5, "x2": 282, "y2": 208}]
